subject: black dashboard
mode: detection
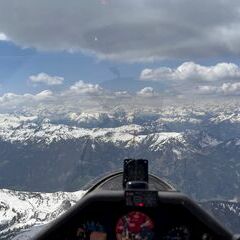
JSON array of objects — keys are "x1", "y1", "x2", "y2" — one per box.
[{"x1": 35, "y1": 190, "x2": 233, "y2": 240}]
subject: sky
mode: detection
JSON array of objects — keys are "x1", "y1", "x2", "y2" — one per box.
[{"x1": 0, "y1": 0, "x2": 240, "y2": 113}]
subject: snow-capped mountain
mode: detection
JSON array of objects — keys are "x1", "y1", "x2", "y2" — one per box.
[{"x1": 0, "y1": 189, "x2": 85, "y2": 240}]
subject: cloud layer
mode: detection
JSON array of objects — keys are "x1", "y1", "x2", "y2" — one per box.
[
  {"x1": 0, "y1": 77, "x2": 239, "y2": 114},
  {"x1": 0, "y1": 90, "x2": 53, "y2": 109},
  {"x1": 30, "y1": 73, "x2": 64, "y2": 86},
  {"x1": 0, "y1": 80, "x2": 108, "y2": 113},
  {"x1": 140, "y1": 62, "x2": 240, "y2": 82},
  {"x1": 1, "y1": 0, "x2": 240, "y2": 61},
  {"x1": 198, "y1": 82, "x2": 240, "y2": 95}
]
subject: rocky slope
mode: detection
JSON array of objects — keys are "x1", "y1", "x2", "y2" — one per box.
[
  {"x1": 0, "y1": 189, "x2": 85, "y2": 240},
  {"x1": 201, "y1": 200, "x2": 240, "y2": 234}
]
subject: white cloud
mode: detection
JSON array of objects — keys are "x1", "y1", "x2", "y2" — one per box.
[
  {"x1": 198, "y1": 82, "x2": 240, "y2": 95},
  {"x1": 34, "y1": 90, "x2": 54, "y2": 100},
  {"x1": 0, "y1": 81, "x2": 107, "y2": 112},
  {"x1": 140, "y1": 62, "x2": 240, "y2": 82},
  {"x1": 0, "y1": 32, "x2": 8, "y2": 41},
  {"x1": 221, "y1": 82, "x2": 240, "y2": 94},
  {"x1": 114, "y1": 91, "x2": 130, "y2": 98},
  {"x1": 69, "y1": 81, "x2": 103, "y2": 95},
  {"x1": 1, "y1": 1, "x2": 240, "y2": 61},
  {"x1": 137, "y1": 87, "x2": 155, "y2": 97},
  {"x1": 197, "y1": 86, "x2": 218, "y2": 94},
  {"x1": 29, "y1": 73, "x2": 64, "y2": 86},
  {"x1": 0, "y1": 90, "x2": 53, "y2": 107}
]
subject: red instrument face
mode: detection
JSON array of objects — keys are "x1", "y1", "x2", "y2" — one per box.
[{"x1": 116, "y1": 211, "x2": 154, "y2": 240}]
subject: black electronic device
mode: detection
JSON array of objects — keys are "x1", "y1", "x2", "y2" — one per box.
[
  {"x1": 123, "y1": 159, "x2": 148, "y2": 188},
  {"x1": 125, "y1": 190, "x2": 158, "y2": 207}
]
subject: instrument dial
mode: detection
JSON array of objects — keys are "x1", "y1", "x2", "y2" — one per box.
[
  {"x1": 75, "y1": 221, "x2": 107, "y2": 240},
  {"x1": 116, "y1": 211, "x2": 154, "y2": 240}
]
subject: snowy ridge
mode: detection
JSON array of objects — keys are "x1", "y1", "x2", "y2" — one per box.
[
  {"x1": 0, "y1": 189, "x2": 85, "y2": 240},
  {"x1": 0, "y1": 114, "x2": 184, "y2": 146},
  {"x1": 146, "y1": 132, "x2": 184, "y2": 151},
  {"x1": 0, "y1": 110, "x2": 216, "y2": 149}
]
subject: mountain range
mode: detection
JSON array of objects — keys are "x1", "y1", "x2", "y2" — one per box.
[
  {"x1": 0, "y1": 105, "x2": 239, "y2": 200},
  {"x1": 0, "y1": 104, "x2": 239, "y2": 238}
]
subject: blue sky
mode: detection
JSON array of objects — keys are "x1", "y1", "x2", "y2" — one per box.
[
  {"x1": 0, "y1": 41, "x2": 161, "y2": 94},
  {"x1": 0, "y1": 40, "x2": 190, "y2": 95},
  {"x1": 0, "y1": 41, "x2": 113, "y2": 94},
  {"x1": 2, "y1": 39, "x2": 240, "y2": 95}
]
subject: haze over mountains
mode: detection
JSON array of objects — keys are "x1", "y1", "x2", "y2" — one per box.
[{"x1": 100, "y1": 76, "x2": 168, "y2": 93}]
